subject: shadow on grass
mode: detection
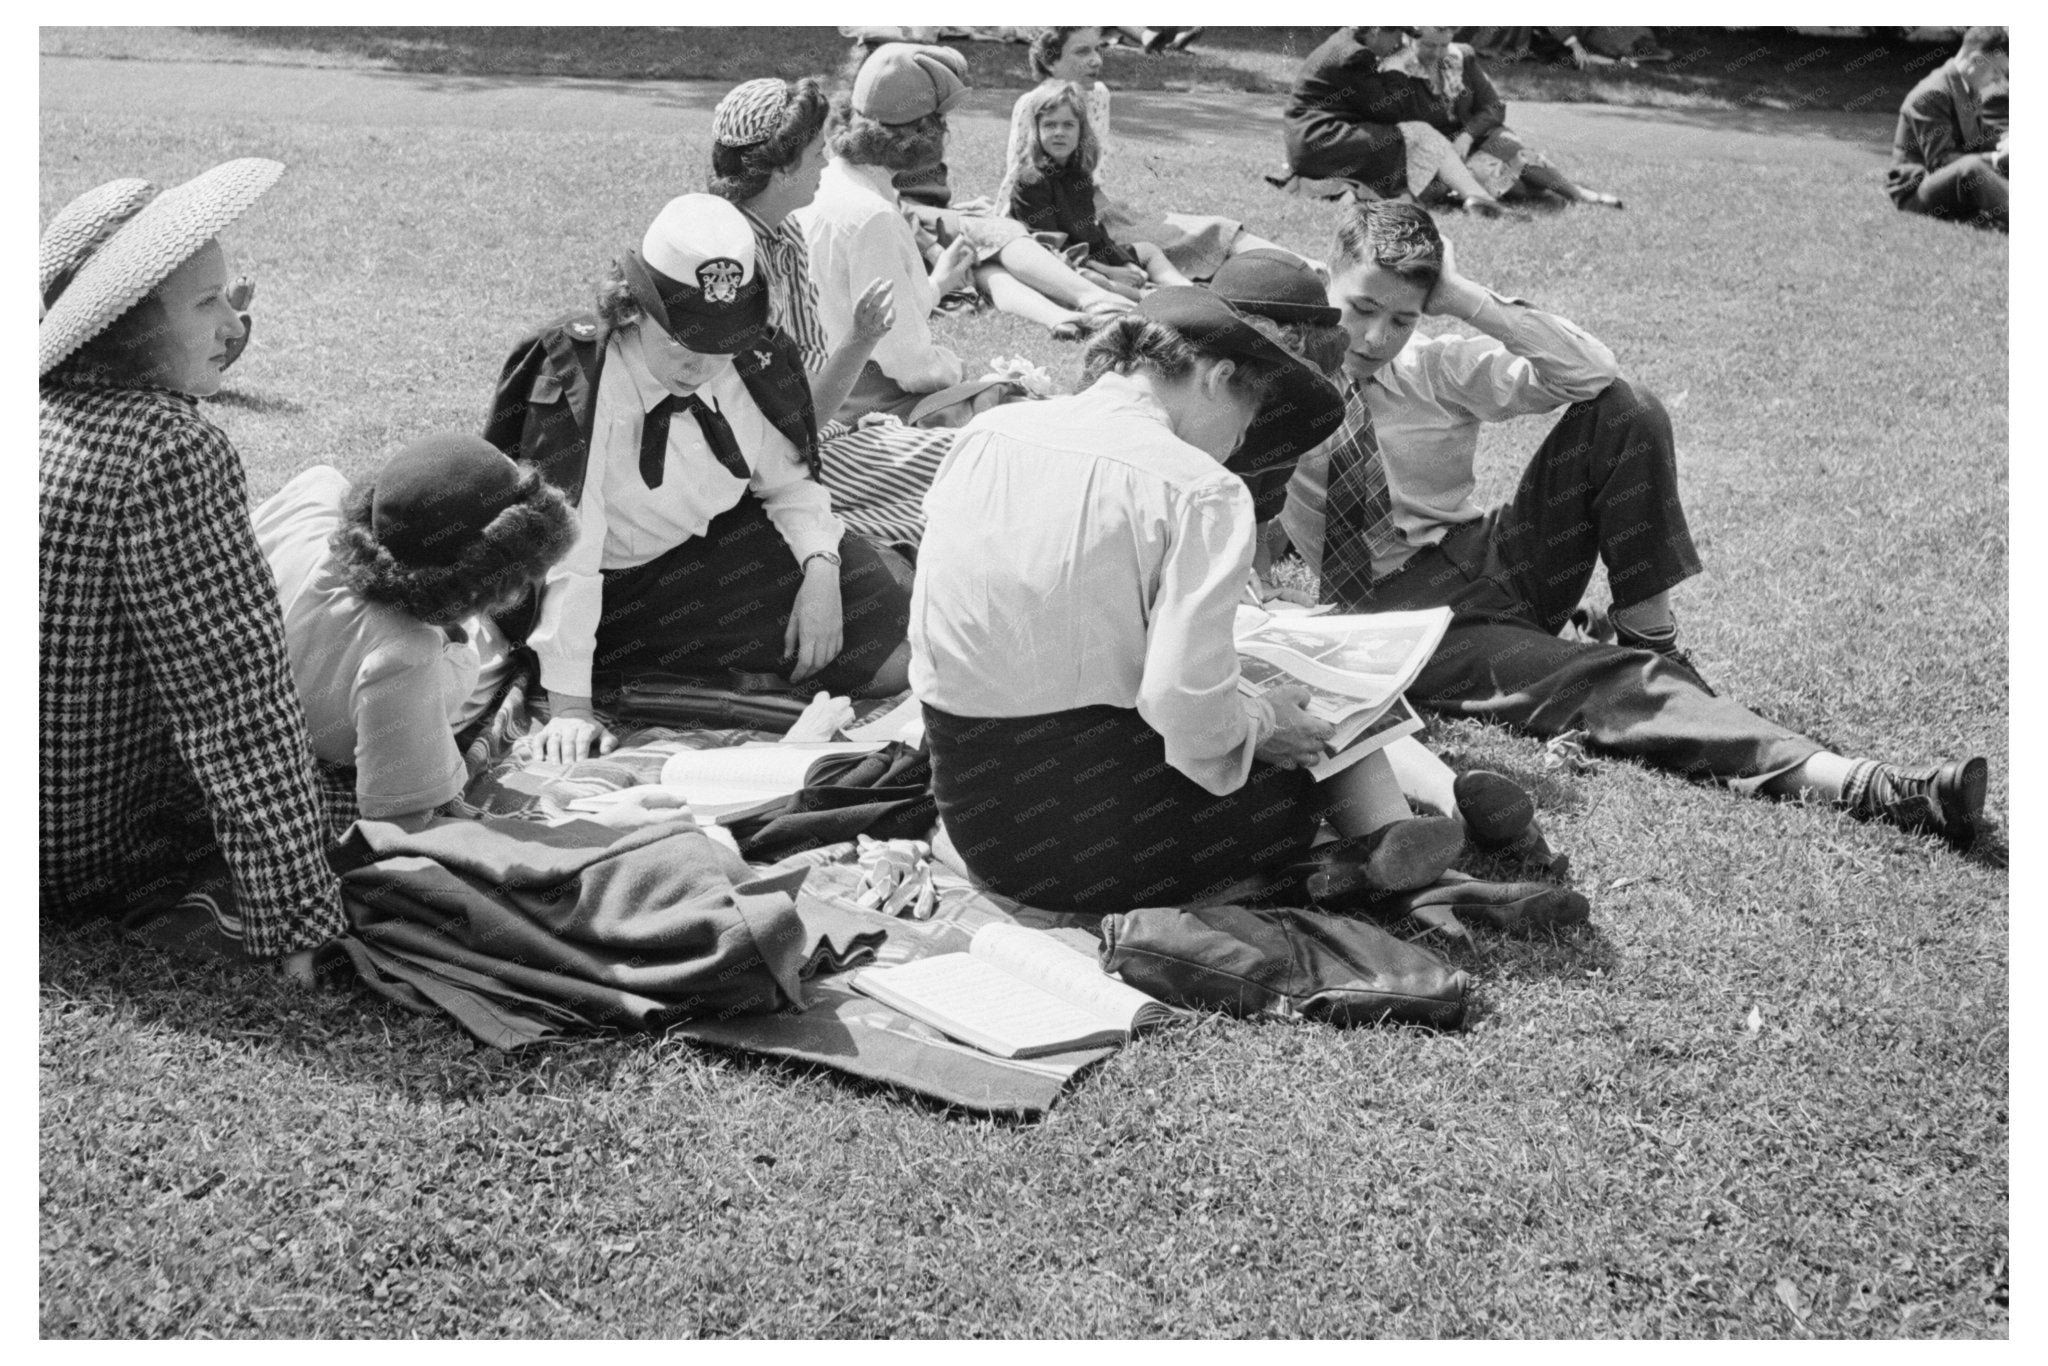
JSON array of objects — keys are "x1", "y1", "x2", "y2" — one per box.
[
  {"x1": 206, "y1": 386, "x2": 306, "y2": 415},
  {"x1": 169, "y1": 25, "x2": 1942, "y2": 114}
]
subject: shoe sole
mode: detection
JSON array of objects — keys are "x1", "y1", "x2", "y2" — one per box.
[
  {"x1": 1454, "y1": 770, "x2": 1537, "y2": 849},
  {"x1": 1940, "y1": 756, "x2": 1989, "y2": 843},
  {"x1": 1458, "y1": 887, "x2": 1592, "y2": 935},
  {"x1": 1309, "y1": 820, "x2": 1466, "y2": 902}
]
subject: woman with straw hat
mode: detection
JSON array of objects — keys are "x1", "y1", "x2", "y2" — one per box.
[{"x1": 40, "y1": 158, "x2": 342, "y2": 981}]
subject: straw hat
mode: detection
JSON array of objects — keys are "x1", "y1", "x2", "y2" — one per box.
[
  {"x1": 39, "y1": 177, "x2": 154, "y2": 307},
  {"x1": 39, "y1": 157, "x2": 284, "y2": 378}
]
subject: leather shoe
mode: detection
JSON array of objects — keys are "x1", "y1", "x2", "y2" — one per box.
[
  {"x1": 1453, "y1": 770, "x2": 1568, "y2": 877},
  {"x1": 1390, "y1": 870, "x2": 1592, "y2": 936},
  {"x1": 1851, "y1": 756, "x2": 1988, "y2": 847},
  {"x1": 1295, "y1": 817, "x2": 1465, "y2": 912}
]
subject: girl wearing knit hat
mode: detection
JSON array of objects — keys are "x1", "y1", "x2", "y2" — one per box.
[
  {"x1": 798, "y1": 39, "x2": 1133, "y2": 382},
  {"x1": 255, "y1": 434, "x2": 578, "y2": 827},
  {"x1": 485, "y1": 192, "x2": 914, "y2": 766},
  {"x1": 40, "y1": 158, "x2": 342, "y2": 981}
]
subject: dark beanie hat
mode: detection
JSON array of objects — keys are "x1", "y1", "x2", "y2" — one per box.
[{"x1": 370, "y1": 433, "x2": 528, "y2": 568}]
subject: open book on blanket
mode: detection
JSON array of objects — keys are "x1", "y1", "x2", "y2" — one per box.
[
  {"x1": 848, "y1": 922, "x2": 1173, "y2": 1059},
  {"x1": 1234, "y1": 603, "x2": 1453, "y2": 781}
]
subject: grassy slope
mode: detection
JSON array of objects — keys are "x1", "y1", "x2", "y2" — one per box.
[{"x1": 39, "y1": 54, "x2": 2006, "y2": 1340}]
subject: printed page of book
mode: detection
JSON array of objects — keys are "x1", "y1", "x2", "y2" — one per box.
[
  {"x1": 1309, "y1": 697, "x2": 1426, "y2": 782},
  {"x1": 969, "y1": 923, "x2": 1172, "y2": 1033},
  {"x1": 850, "y1": 953, "x2": 1128, "y2": 1058},
  {"x1": 657, "y1": 742, "x2": 886, "y2": 816}
]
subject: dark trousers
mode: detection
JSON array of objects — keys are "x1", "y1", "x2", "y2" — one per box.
[
  {"x1": 594, "y1": 493, "x2": 910, "y2": 697},
  {"x1": 1338, "y1": 380, "x2": 1822, "y2": 791},
  {"x1": 925, "y1": 703, "x2": 1322, "y2": 916},
  {"x1": 1903, "y1": 154, "x2": 2009, "y2": 227}
]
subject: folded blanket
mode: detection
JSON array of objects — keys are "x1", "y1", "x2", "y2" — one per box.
[{"x1": 333, "y1": 817, "x2": 887, "y2": 1047}]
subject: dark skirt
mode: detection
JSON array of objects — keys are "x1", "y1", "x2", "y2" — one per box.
[
  {"x1": 593, "y1": 492, "x2": 909, "y2": 697},
  {"x1": 924, "y1": 702, "x2": 1323, "y2": 916}
]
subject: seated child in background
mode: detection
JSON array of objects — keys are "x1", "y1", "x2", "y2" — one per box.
[
  {"x1": 1002, "y1": 82, "x2": 1193, "y2": 299},
  {"x1": 257, "y1": 433, "x2": 578, "y2": 829}
]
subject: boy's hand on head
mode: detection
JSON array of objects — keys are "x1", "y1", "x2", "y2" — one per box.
[{"x1": 1425, "y1": 234, "x2": 1487, "y2": 319}]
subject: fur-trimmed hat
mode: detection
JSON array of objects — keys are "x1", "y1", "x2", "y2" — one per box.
[
  {"x1": 39, "y1": 158, "x2": 283, "y2": 377},
  {"x1": 335, "y1": 432, "x2": 578, "y2": 627},
  {"x1": 852, "y1": 42, "x2": 970, "y2": 125}
]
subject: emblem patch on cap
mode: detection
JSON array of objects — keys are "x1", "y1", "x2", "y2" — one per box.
[{"x1": 697, "y1": 258, "x2": 744, "y2": 304}]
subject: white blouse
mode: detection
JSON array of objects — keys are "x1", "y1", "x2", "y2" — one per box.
[
  {"x1": 529, "y1": 326, "x2": 843, "y2": 699},
  {"x1": 794, "y1": 159, "x2": 964, "y2": 397},
  {"x1": 909, "y1": 374, "x2": 1275, "y2": 797}
]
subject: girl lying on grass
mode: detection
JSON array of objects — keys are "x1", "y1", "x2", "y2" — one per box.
[
  {"x1": 257, "y1": 433, "x2": 578, "y2": 830},
  {"x1": 1002, "y1": 81, "x2": 1193, "y2": 301}
]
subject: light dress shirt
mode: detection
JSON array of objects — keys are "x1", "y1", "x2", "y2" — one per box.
[
  {"x1": 795, "y1": 159, "x2": 963, "y2": 396},
  {"x1": 256, "y1": 465, "x2": 511, "y2": 819},
  {"x1": 530, "y1": 326, "x2": 843, "y2": 698},
  {"x1": 1279, "y1": 288, "x2": 1619, "y2": 578},
  {"x1": 910, "y1": 373, "x2": 1278, "y2": 797}
]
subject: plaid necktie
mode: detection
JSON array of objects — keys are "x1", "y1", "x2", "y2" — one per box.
[
  {"x1": 640, "y1": 394, "x2": 750, "y2": 489},
  {"x1": 1318, "y1": 380, "x2": 1401, "y2": 608}
]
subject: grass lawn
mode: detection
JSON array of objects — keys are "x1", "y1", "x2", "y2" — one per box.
[{"x1": 38, "y1": 39, "x2": 2007, "y2": 1340}]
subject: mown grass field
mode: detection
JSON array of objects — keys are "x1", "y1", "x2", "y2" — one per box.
[{"x1": 38, "y1": 29, "x2": 2007, "y2": 1339}]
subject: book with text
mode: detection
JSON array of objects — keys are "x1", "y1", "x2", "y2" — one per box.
[
  {"x1": 848, "y1": 923, "x2": 1174, "y2": 1059},
  {"x1": 1234, "y1": 604, "x2": 1453, "y2": 781}
]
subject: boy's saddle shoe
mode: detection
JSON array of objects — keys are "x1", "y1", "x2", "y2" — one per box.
[{"x1": 1846, "y1": 756, "x2": 1989, "y2": 847}]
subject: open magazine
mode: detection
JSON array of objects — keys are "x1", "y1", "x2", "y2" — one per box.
[
  {"x1": 1234, "y1": 603, "x2": 1453, "y2": 781},
  {"x1": 849, "y1": 922, "x2": 1174, "y2": 1059}
]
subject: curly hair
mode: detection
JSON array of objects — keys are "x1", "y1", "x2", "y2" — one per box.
[
  {"x1": 709, "y1": 77, "x2": 831, "y2": 203},
  {"x1": 1240, "y1": 313, "x2": 1349, "y2": 380},
  {"x1": 1333, "y1": 199, "x2": 1443, "y2": 288},
  {"x1": 999, "y1": 81, "x2": 1100, "y2": 209},
  {"x1": 1029, "y1": 26, "x2": 1096, "y2": 80},
  {"x1": 1081, "y1": 316, "x2": 1291, "y2": 403},
  {"x1": 331, "y1": 467, "x2": 578, "y2": 627},
  {"x1": 826, "y1": 92, "x2": 947, "y2": 171}
]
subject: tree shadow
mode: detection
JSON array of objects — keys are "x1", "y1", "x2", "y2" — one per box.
[{"x1": 205, "y1": 386, "x2": 306, "y2": 415}]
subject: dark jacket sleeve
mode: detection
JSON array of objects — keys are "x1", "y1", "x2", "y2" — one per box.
[
  {"x1": 1459, "y1": 50, "x2": 1508, "y2": 144},
  {"x1": 1008, "y1": 170, "x2": 1063, "y2": 237},
  {"x1": 1899, "y1": 83, "x2": 1964, "y2": 174}
]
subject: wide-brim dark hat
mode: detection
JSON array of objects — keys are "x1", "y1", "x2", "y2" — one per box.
[
  {"x1": 1134, "y1": 286, "x2": 1344, "y2": 480},
  {"x1": 1207, "y1": 248, "x2": 1340, "y2": 327}
]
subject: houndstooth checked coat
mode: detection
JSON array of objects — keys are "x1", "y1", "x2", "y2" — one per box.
[{"x1": 39, "y1": 377, "x2": 343, "y2": 957}]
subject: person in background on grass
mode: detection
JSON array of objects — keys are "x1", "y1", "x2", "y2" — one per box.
[
  {"x1": 1282, "y1": 26, "x2": 1521, "y2": 218},
  {"x1": 911, "y1": 288, "x2": 1586, "y2": 928},
  {"x1": 1002, "y1": 81, "x2": 1193, "y2": 298},
  {"x1": 811, "y1": 41, "x2": 1133, "y2": 357},
  {"x1": 708, "y1": 75, "x2": 965, "y2": 552},
  {"x1": 1007, "y1": 27, "x2": 1323, "y2": 285},
  {"x1": 1887, "y1": 26, "x2": 2009, "y2": 230},
  {"x1": 39, "y1": 159, "x2": 340, "y2": 983},
  {"x1": 256, "y1": 434, "x2": 577, "y2": 831},
  {"x1": 1398, "y1": 26, "x2": 1624, "y2": 210},
  {"x1": 1273, "y1": 200, "x2": 1990, "y2": 847},
  {"x1": 485, "y1": 193, "x2": 912, "y2": 765}
]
